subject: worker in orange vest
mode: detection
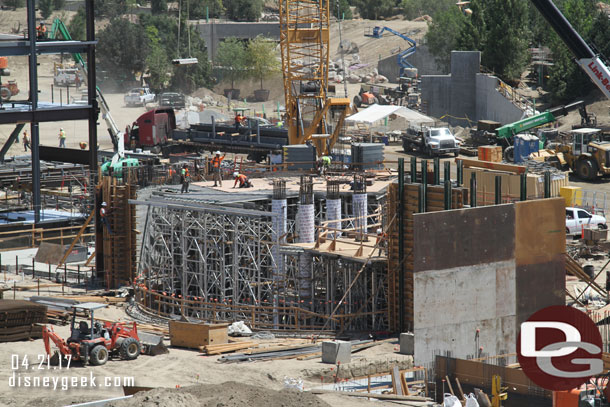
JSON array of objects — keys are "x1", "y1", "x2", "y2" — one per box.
[
  {"x1": 211, "y1": 151, "x2": 225, "y2": 187},
  {"x1": 36, "y1": 22, "x2": 47, "y2": 40},
  {"x1": 232, "y1": 172, "x2": 252, "y2": 188}
]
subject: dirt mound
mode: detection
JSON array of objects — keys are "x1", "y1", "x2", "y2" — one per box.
[{"x1": 107, "y1": 381, "x2": 332, "y2": 407}]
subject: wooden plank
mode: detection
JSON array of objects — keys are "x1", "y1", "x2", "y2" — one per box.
[
  {"x1": 56, "y1": 209, "x2": 94, "y2": 267},
  {"x1": 455, "y1": 377, "x2": 466, "y2": 401},
  {"x1": 445, "y1": 376, "x2": 455, "y2": 396},
  {"x1": 309, "y1": 389, "x2": 432, "y2": 402},
  {"x1": 392, "y1": 366, "x2": 403, "y2": 395},
  {"x1": 458, "y1": 158, "x2": 527, "y2": 174},
  {"x1": 400, "y1": 371, "x2": 410, "y2": 396}
]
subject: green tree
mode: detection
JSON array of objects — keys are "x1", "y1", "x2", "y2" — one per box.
[
  {"x1": 545, "y1": 0, "x2": 599, "y2": 102},
  {"x1": 68, "y1": 7, "x2": 86, "y2": 41},
  {"x1": 353, "y1": 0, "x2": 394, "y2": 19},
  {"x1": 455, "y1": 0, "x2": 530, "y2": 83},
  {"x1": 144, "y1": 25, "x2": 171, "y2": 90},
  {"x1": 4, "y1": 0, "x2": 24, "y2": 9},
  {"x1": 139, "y1": 14, "x2": 214, "y2": 93},
  {"x1": 94, "y1": 0, "x2": 129, "y2": 18},
  {"x1": 190, "y1": 0, "x2": 224, "y2": 19},
  {"x1": 53, "y1": 0, "x2": 65, "y2": 10},
  {"x1": 215, "y1": 37, "x2": 246, "y2": 89},
  {"x1": 401, "y1": 0, "x2": 454, "y2": 20},
  {"x1": 39, "y1": 0, "x2": 55, "y2": 19},
  {"x1": 425, "y1": 6, "x2": 466, "y2": 71},
  {"x1": 333, "y1": 0, "x2": 352, "y2": 20},
  {"x1": 151, "y1": 0, "x2": 167, "y2": 14},
  {"x1": 97, "y1": 19, "x2": 150, "y2": 82},
  {"x1": 246, "y1": 36, "x2": 280, "y2": 90},
  {"x1": 224, "y1": 0, "x2": 263, "y2": 21}
]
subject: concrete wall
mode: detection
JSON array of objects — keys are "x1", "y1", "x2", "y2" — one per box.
[
  {"x1": 421, "y1": 51, "x2": 526, "y2": 126},
  {"x1": 377, "y1": 45, "x2": 444, "y2": 82},
  {"x1": 414, "y1": 260, "x2": 517, "y2": 366},
  {"x1": 412, "y1": 199, "x2": 566, "y2": 366},
  {"x1": 196, "y1": 22, "x2": 281, "y2": 60},
  {"x1": 475, "y1": 75, "x2": 524, "y2": 124}
]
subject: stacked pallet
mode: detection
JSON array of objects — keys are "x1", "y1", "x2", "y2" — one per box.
[
  {"x1": 0, "y1": 300, "x2": 47, "y2": 342},
  {"x1": 477, "y1": 145, "x2": 502, "y2": 163}
]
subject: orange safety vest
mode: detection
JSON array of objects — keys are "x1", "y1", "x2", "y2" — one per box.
[
  {"x1": 100, "y1": 207, "x2": 107, "y2": 218},
  {"x1": 236, "y1": 174, "x2": 247, "y2": 185},
  {"x1": 211, "y1": 156, "x2": 223, "y2": 168}
]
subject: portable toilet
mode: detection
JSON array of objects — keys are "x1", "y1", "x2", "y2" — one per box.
[{"x1": 513, "y1": 134, "x2": 540, "y2": 163}]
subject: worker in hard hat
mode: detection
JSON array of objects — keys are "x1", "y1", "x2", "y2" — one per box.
[
  {"x1": 317, "y1": 155, "x2": 332, "y2": 176},
  {"x1": 375, "y1": 228, "x2": 387, "y2": 257},
  {"x1": 211, "y1": 151, "x2": 225, "y2": 187},
  {"x1": 58, "y1": 127, "x2": 66, "y2": 148},
  {"x1": 180, "y1": 164, "x2": 190, "y2": 193},
  {"x1": 99, "y1": 201, "x2": 112, "y2": 235},
  {"x1": 36, "y1": 21, "x2": 47, "y2": 40},
  {"x1": 232, "y1": 172, "x2": 252, "y2": 188}
]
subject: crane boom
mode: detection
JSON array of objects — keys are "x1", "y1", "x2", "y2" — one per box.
[
  {"x1": 530, "y1": 0, "x2": 610, "y2": 100},
  {"x1": 49, "y1": 18, "x2": 121, "y2": 151}
]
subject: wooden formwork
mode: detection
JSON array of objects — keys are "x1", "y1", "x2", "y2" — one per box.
[
  {"x1": 387, "y1": 183, "x2": 466, "y2": 332},
  {"x1": 97, "y1": 175, "x2": 137, "y2": 289}
]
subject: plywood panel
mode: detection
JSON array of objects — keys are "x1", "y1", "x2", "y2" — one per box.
[
  {"x1": 514, "y1": 198, "x2": 565, "y2": 266},
  {"x1": 413, "y1": 205, "x2": 515, "y2": 272},
  {"x1": 516, "y1": 259, "x2": 565, "y2": 327}
]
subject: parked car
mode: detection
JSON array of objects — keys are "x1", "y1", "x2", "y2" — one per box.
[
  {"x1": 124, "y1": 88, "x2": 156, "y2": 107},
  {"x1": 566, "y1": 207, "x2": 607, "y2": 235},
  {"x1": 158, "y1": 92, "x2": 185, "y2": 109}
]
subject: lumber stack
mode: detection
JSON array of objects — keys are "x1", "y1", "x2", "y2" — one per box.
[
  {"x1": 477, "y1": 146, "x2": 502, "y2": 163},
  {"x1": 0, "y1": 300, "x2": 47, "y2": 342},
  {"x1": 565, "y1": 254, "x2": 606, "y2": 297},
  {"x1": 46, "y1": 309, "x2": 70, "y2": 325},
  {"x1": 199, "y1": 341, "x2": 256, "y2": 355}
]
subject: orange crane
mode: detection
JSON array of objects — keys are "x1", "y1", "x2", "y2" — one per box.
[
  {"x1": 0, "y1": 57, "x2": 19, "y2": 101},
  {"x1": 279, "y1": 0, "x2": 351, "y2": 157}
]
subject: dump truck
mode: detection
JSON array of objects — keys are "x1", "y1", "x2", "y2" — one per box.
[{"x1": 402, "y1": 126, "x2": 461, "y2": 157}]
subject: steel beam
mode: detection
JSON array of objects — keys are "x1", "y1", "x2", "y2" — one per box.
[
  {"x1": 0, "y1": 123, "x2": 25, "y2": 161},
  {"x1": 0, "y1": 106, "x2": 91, "y2": 124}
]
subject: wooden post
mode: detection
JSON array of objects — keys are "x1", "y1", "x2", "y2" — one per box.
[
  {"x1": 77, "y1": 265, "x2": 80, "y2": 285},
  {"x1": 37, "y1": 278, "x2": 40, "y2": 295},
  {"x1": 64, "y1": 264, "x2": 67, "y2": 286},
  {"x1": 32, "y1": 257, "x2": 35, "y2": 279},
  {"x1": 15, "y1": 256, "x2": 18, "y2": 276},
  {"x1": 31, "y1": 224, "x2": 35, "y2": 248},
  {"x1": 13, "y1": 281, "x2": 16, "y2": 299}
]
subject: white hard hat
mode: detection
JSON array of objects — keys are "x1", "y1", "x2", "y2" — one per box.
[
  {"x1": 215, "y1": 151, "x2": 221, "y2": 155},
  {"x1": 102, "y1": 202, "x2": 107, "y2": 206},
  {"x1": 377, "y1": 228, "x2": 382, "y2": 234},
  {"x1": 233, "y1": 172, "x2": 239, "y2": 178}
]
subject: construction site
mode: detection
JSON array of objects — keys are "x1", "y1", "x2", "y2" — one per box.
[{"x1": 2, "y1": 0, "x2": 610, "y2": 406}]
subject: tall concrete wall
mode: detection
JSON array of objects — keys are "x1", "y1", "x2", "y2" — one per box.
[
  {"x1": 377, "y1": 45, "x2": 444, "y2": 82},
  {"x1": 421, "y1": 51, "x2": 527, "y2": 126},
  {"x1": 475, "y1": 75, "x2": 525, "y2": 124},
  {"x1": 196, "y1": 22, "x2": 281, "y2": 60},
  {"x1": 412, "y1": 198, "x2": 565, "y2": 366}
]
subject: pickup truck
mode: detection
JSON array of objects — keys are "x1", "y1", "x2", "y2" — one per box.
[
  {"x1": 402, "y1": 126, "x2": 461, "y2": 157},
  {"x1": 124, "y1": 88, "x2": 156, "y2": 107},
  {"x1": 566, "y1": 207, "x2": 607, "y2": 235},
  {"x1": 54, "y1": 68, "x2": 83, "y2": 87}
]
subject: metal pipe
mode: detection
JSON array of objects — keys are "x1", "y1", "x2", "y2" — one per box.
[
  {"x1": 433, "y1": 157, "x2": 440, "y2": 185},
  {"x1": 495, "y1": 175, "x2": 501, "y2": 205},
  {"x1": 398, "y1": 158, "x2": 405, "y2": 333},
  {"x1": 544, "y1": 171, "x2": 551, "y2": 198},
  {"x1": 444, "y1": 161, "x2": 450, "y2": 184},
  {"x1": 410, "y1": 156, "x2": 417, "y2": 183},
  {"x1": 520, "y1": 173, "x2": 527, "y2": 201},
  {"x1": 444, "y1": 179, "x2": 452, "y2": 210},
  {"x1": 421, "y1": 159, "x2": 427, "y2": 212},
  {"x1": 457, "y1": 159, "x2": 463, "y2": 186},
  {"x1": 470, "y1": 172, "x2": 477, "y2": 207}
]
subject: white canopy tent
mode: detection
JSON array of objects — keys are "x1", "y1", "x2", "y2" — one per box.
[{"x1": 345, "y1": 104, "x2": 436, "y2": 126}]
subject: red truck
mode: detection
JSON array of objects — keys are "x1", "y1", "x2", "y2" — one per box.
[{"x1": 126, "y1": 108, "x2": 176, "y2": 153}]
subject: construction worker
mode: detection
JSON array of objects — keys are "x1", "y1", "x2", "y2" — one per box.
[
  {"x1": 211, "y1": 151, "x2": 225, "y2": 187},
  {"x1": 234, "y1": 113, "x2": 243, "y2": 130},
  {"x1": 100, "y1": 202, "x2": 112, "y2": 235},
  {"x1": 180, "y1": 164, "x2": 190, "y2": 193},
  {"x1": 22, "y1": 130, "x2": 29, "y2": 151},
  {"x1": 36, "y1": 22, "x2": 47, "y2": 40},
  {"x1": 58, "y1": 128, "x2": 66, "y2": 148},
  {"x1": 232, "y1": 172, "x2": 252, "y2": 188},
  {"x1": 317, "y1": 155, "x2": 331, "y2": 176},
  {"x1": 376, "y1": 228, "x2": 387, "y2": 257},
  {"x1": 79, "y1": 141, "x2": 88, "y2": 150}
]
